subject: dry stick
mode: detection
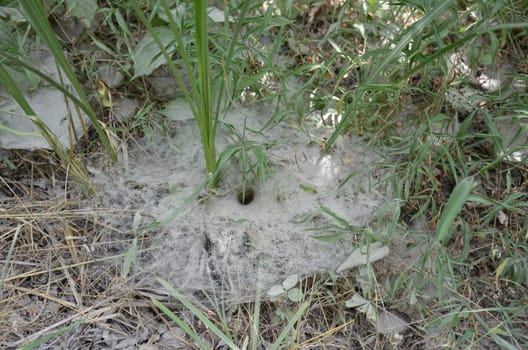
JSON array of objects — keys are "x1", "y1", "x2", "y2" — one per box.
[
  {"x1": 57, "y1": 255, "x2": 84, "y2": 311},
  {"x1": 0, "y1": 225, "x2": 21, "y2": 296}
]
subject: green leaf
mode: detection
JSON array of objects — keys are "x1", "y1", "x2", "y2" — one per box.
[
  {"x1": 122, "y1": 237, "x2": 137, "y2": 278},
  {"x1": 113, "y1": 10, "x2": 131, "y2": 36},
  {"x1": 157, "y1": 3, "x2": 188, "y2": 24},
  {"x1": 290, "y1": 211, "x2": 319, "y2": 224},
  {"x1": 434, "y1": 177, "x2": 475, "y2": 244},
  {"x1": 320, "y1": 206, "x2": 361, "y2": 231},
  {"x1": 287, "y1": 288, "x2": 302, "y2": 303},
  {"x1": 310, "y1": 232, "x2": 347, "y2": 243},
  {"x1": 193, "y1": 0, "x2": 216, "y2": 176},
  {"x1": 261, "y1": 15, "x2": 292, "y2": 29},
  {"x1": 132, "y1": 27, "x2": 177, "y2": 78},
  {"x1": 142, "y1": 221, "x2": 161, "y2": 233},
  {"x1": 299, "y1": 183, "x2": 317, "y2": 194},
  {"x1": 345, "y1": 293, "x2": 369, "y2": 308},
  {"x1": 160, "y1": 99, "x2": 194, "y2": 121},
  {"x1": 65, "y1": 0, "x2": 98, "y2": 27},
  {"x1": 132, "y1": 212, "x2": 142, "y2": 234}
]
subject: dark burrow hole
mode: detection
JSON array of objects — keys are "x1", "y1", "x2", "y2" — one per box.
[{"x1": 237, "y1": 186, "x2": 255, "y2": 205}]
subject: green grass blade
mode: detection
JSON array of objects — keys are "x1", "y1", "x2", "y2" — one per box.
[
  {"x1": 159, "y1": 0, "x2": 215, "y2": 175},
  {"x1": 250, "y1": 293, "x2": 261, "y2": 350},
  {"x1": 0, "y1": 51, "x2": 97, "y2": 119},
  {"x1": 0, "y1": 63, "x2": 35, "y2": 115},
  {"x1": 121, "y1": 237, "x2": 137, "y2": 279},
  {"x1": 268, "y1": 301, "x2": 309, "y2": 350},
  {"x1": 194, "y1": 0, "x2": 215, "y2": 175},
  {"x1": 434, "y1": 177, "x2": 475, "y2": 245},
  {"x1": 155, "y1": 0, "x2": 199, "y2": 107},
  {"x1": 215, "y1": 0, "x2": 253, "y2": 117},
  {"x1": 310, "y1": 232, "x2": 347, "y2": 243},
  {"x1": 0, "y1": 124, "x2": 38, "y2": 137},
  {"x1": 367, "y1": 1, "x2": 455, "y2": 85},
  {"x1": 473, "y1": 312, "x2": 519, "y2": 350},
  {"x1": 18, "y1": 0, "x2": 117, "y2": 162},
  {"x1": 0, "y1": 63, "x2": 92, "y2": 191},
  {"x1": 320, "y1": 206, "x2": 361, "y2": 231},
  {"x1": 324, "y1": 0, "x2": 455, "y2": 151},
  {"x1": 19, "y1": 321, "x2": 83, "y2": 350},
  {"x1": 131, "y1": 0, "x2": 218, "y2": 182},
  {"x1": 151, "y1": 297, "x2": 211, "y2": 350},
  {"x1": 158, "y1": 278, "x2": 240, "y2": 349}
]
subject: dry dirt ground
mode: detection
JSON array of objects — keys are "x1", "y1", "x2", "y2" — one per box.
[{"x1": 1, "y1": 2, "x2": 528, "y2": 349}]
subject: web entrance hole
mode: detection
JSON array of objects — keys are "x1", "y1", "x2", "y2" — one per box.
[{"x1": 237, "y1": 186, "x2": 255, "y2": 205}]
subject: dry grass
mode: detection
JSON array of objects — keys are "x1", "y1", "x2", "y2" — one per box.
[{"x1": 0, "y1": 151, "x2": 133, "y2": 348}]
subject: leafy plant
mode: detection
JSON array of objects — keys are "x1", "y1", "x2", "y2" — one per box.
[
  {"x1": 0, "y1": 63, "x2": 94, "y2": 190},
  {"x1": 0, "y1": 0, "x2": 117, "y2": 191},
  {"x1": 433, "y1": 177, "x2": 475, "y2": 245},
  {"x1": 154, "y1": 278, "x2": 310, "y2": 350},
  {"x1": 130, "y1": 0, "x2": 256, "y2": 187}
]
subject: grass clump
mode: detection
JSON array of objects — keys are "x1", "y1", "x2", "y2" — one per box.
[
  {"x1": 130, "y1": 0, "x2": 222, "y2": 184},
  {"x1": 129, "y1": 0, "x2": 276, "y2": 188},
  {"x1": 0, "y1": 0, "x2": 118, "y2": 191}
]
